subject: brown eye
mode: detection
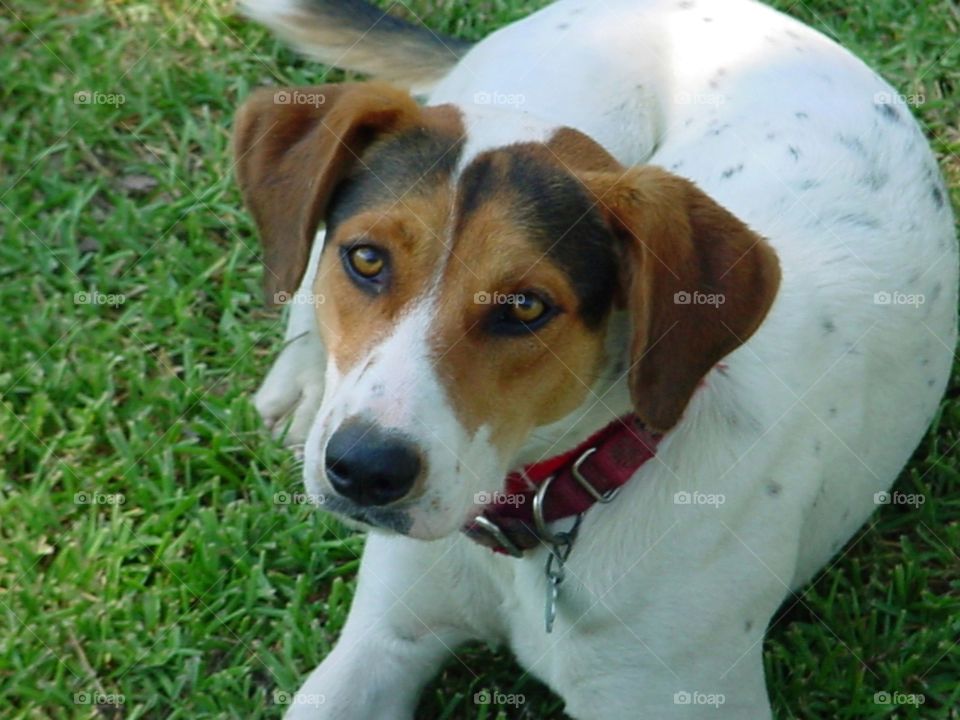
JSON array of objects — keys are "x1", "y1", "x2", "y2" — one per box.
[
  {"x1": 347, "y1": 245, "x2": 385, "y2": 278},
  {"x1": 507, "y1": 293, "x2": 547, "y2": 323},
  {"x1": 488, "y1": 290, "x2": 557, "y2": 335}
]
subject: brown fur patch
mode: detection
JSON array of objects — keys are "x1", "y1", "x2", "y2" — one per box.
[
  {"x1": 432, "y1": 142, "x2": 620, "y2": 452},
  {"x1": 431, "y1": 129, "x2": 780, "y2": 440},
  {"x1": 580, "y1": 166, "x2": 782, "y2": 430},
  {"x1": 313, "y1": 102, "x2": 463, "y2": 374},
  {"x1": 315, "y1": 185, "x2": 456, "y2": 373},
  {"x1": 233, "y1": 82, "x2": 463, "y2": 303},
  {"x1": 545, "y1": 126, "x2": 622, "y2": 173},
  {"x1": 433, "y1": 218, "x2": 609, "y2": 454}
]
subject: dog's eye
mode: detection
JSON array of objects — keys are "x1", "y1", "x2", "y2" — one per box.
[
  {"x1": 508, "y1": 293, "x2": 548, "y2": 323},
  {"x1": 490, "y1": 291, "x2": 557, "y2": 335},
  {"x1": 346, "y1": 245, "x2": 385, "y2": 278}
]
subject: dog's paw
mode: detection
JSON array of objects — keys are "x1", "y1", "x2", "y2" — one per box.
[{"x1": 255, "y1": 329, "x2": 326, "y2": 447}]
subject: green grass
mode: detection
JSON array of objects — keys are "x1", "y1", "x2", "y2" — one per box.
[{"x1": 0, "y1": 0, "x2": 958, "y2": 718}]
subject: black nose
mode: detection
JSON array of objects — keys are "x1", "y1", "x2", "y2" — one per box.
[{"x1": 324, "y1": 420, "x2": 422, "y2": 506}]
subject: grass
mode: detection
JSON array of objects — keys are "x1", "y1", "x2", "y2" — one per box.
[{"x1": 0, "y1": 0, "x2": 957, "y2": 717}]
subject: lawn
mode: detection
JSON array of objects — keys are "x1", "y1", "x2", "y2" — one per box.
[{"x1": 0, "y1": 0, "x2": 958, "y2": 718}]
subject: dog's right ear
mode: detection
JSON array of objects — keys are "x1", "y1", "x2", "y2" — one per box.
[
  {"x1": 580, "y1": 166, "x2": 781, "y2": 432},
  {"x1": 233, "y1": 82, "x2": 421, "y2": 304}
]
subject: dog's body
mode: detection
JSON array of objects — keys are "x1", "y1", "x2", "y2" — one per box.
[{"x1": 238, "y1": 1, "x2": 957, "y2": 717}]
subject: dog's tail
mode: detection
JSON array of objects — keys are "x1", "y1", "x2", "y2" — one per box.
[{"x1": 240, "y1": 0, "x2": 472, "y2": 93}]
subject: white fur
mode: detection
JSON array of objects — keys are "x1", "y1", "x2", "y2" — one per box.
[
  {"x1": 253, "y1": 0, "x2": 957, "y2": 717},
  {"x1": 300, "y1": 294, "x2": 504, "y2": 540}
]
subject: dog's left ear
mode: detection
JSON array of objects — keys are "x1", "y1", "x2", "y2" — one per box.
[
  {"x1": 581, "y1": 166, "x2": 781, "y2": 432},
  {"x1": 233, "y1": 82, "x2": 422, "y2": 303}
]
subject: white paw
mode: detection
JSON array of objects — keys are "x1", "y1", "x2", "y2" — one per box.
[{"x1": 255, "y1": 328, "x2": 325, "y2": 447}]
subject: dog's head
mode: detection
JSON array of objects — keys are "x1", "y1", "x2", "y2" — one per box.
[{"x1": 235, "y1": 82, "x2": 780, "y2": 539}]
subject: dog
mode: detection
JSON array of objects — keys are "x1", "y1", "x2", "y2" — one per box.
[{"x1": 233, "y1": 0, "x2": 957, "y2": 717}]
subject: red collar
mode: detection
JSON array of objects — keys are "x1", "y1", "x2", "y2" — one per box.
[{"x1": 463, "y1": 416, "x2": 662, "y2": 556}]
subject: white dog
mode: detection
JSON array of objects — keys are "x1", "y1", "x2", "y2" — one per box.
[{"x1": 234, "y1": 0, "x2": 957, "y2": 717}]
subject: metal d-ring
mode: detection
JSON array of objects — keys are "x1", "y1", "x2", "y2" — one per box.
[
  {"x1": 532, "y1": 475, "x2": 563, "y2": 545},
  {"x1": 533, "y1": 476, "x2": 586, "y2": 547},
  {"x1": 534, "y1": 474, "x2": 584, "y2": 552}
]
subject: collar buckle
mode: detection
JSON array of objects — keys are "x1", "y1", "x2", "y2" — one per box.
[{"x1": 571, "y1": 446, "x2": 620, "y2": 503}]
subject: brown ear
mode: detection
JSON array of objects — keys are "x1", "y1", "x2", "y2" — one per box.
[
  {"x1": 583, "y1": 166, "x2": 781, "y2": 431},
  {"x1": 233, "y1": 82, "x2": 421, "y2": 303}
]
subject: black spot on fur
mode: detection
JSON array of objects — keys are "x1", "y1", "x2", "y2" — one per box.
[
  {"x1": 859, "y1": 169, "x2": 889, "y2": 191},
  {"x1": 795, "y1": 111, "x2": 809, "y2": 120},
  {"x1": 708, "y1": 122, "x2": 731, "y2": 137},
  {"x1": 721, "y1": 163, "x2": 744, "y2": 179},
  {"x1": 836, "y1": 213, "x2": 881, "y2": 229},
  {"x1": 931, "y1": 184, "x2": 945, "y2": 209},
  {"x1": 875, "y1": 102, "x2": 901, "y2": 123},
  {"x1": 821, "y1": 317, "x2": 836, "y2": 334},
  {"x1": 836, "y1": 133, "x2": 867, "y2": 157},
  {"x1": 767, "y1": 482, "x2": 782, "y2": 497},
  {"x1": 788, "y1": 145, "x2": 801, "y2": 161}
]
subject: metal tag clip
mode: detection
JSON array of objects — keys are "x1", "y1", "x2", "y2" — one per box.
[{"x1": 533, "y1": 474, "x2": 583, "y2": 633}]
